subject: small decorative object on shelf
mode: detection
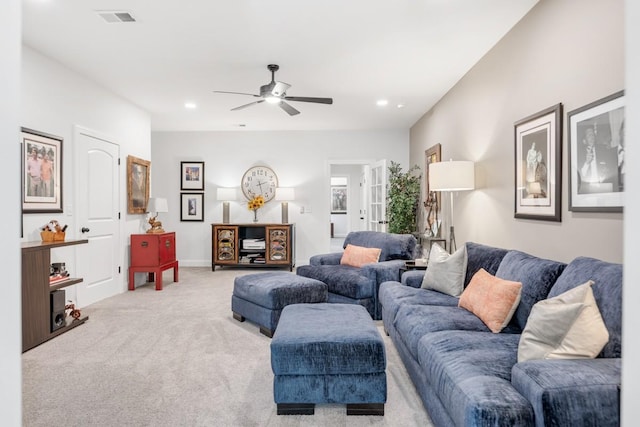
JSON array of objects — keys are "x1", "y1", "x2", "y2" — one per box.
[
  {"x1": 40, "y1": 220, "x2": 67, "y2": 242},
  {"x1": 65, "y1": 301, "x2": 82, "y2": 320},
  {"x1": 247, "y1": 195, "x2": 265, "y2": 223}
]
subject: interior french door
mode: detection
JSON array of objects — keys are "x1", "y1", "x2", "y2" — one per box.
[{"x1": 369, "y1": 160, "x2": 388, "y2": 232}]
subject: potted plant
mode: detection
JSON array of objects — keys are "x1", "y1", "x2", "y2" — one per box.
[{"x1": 387, "y1": 161, "x2": 421, "y2": 234}]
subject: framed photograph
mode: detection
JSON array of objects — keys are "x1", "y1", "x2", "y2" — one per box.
[
  {"x1": 127, "y1": 155, "x2": 150, "y2": 214},
  {"x1": 21, "y1": 127, "x2": 63, "y2": 213},
  {"x1": 568, "y1": 91, "x2": 625, "y2": 212},
  {"x1": 331, "y1": 186, "x2": 347, "y2": 214},
  {"x1": 181, "y1": 161, "x2": 205, "y2": 191},
  {"x1": 424, "y1": 143, "x2": 442, "y2": 236},
  {"x1": 514, "y1": 103, "x2": 563, "y2": 221},
  {"x1": 181, "y1": 192, "x2": 204, "y2": 221}
]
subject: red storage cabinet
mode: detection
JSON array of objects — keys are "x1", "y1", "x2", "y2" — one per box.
[{"x1": 129, "y1": 232, "x2": 179, "y2": 291}]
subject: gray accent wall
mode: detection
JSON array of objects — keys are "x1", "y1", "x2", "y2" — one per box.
[{"x1": 410, "y1": 0, "x2": 624, "y2": 263}]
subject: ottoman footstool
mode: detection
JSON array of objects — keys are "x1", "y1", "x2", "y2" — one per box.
[
  {"x1": 270, "y1": 303, "x2": 386, "y2": 416},
  {"x1": 231, "y1": 272, "x2": 328, "y2": 338}
]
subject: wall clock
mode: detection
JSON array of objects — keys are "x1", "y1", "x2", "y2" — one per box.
[{"x1": 241, "y1": 165, "x2": 278, "y2": 202}]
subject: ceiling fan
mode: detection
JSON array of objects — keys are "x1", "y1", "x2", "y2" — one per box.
[{"x1": 213, "y1": 64, "x2": 333, "y2": 116}]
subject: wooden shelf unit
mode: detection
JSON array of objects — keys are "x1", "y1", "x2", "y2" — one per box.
[
  {"x1": 211, "y1": 223, "x2": 295, "y2": 271},
  {"x1": 21, "y1": 239, "x2": 89, "y2": 353}
]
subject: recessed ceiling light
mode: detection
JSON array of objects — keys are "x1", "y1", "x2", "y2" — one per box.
[
  {"x1": 184, "y1": 102, "x2": 197, "y2": 109},
  {"x1": 397, "y1": 103, "x2": 405, "y2": 109},
  {"x1": 376, "y1": 99, "x2": 389, "y2": 107}
]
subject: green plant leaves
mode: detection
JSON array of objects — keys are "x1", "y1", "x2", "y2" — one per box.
[{"x1": 387, "y1": 161, "x2": 421, "y2": 234}]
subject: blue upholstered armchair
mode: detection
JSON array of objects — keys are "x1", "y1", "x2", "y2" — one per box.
[{"x1": 296, "y1": 231, "x2": 417, "y2": 320}]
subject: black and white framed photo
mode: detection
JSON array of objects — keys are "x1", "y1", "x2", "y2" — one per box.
[
  {"x1": 514, "y1": 103, "x2": 563, "y2": 221},
  {"x1": 568, "y1": 91, "x2": 624, "y2": 212},
  {"x1": 180, "y1": 161, "x2": 205, "y2": 191},
  {"x1": 21, "y1": 127, "x2": 63, "y2": 213},
  {"x1": 331, "y1": 185, "x2": 347, "y2": 214},
  {"x1": 180, "y1": 192, "x2": 204, "y2": 221}
]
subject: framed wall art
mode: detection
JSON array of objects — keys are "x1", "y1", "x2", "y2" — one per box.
[
  {"x1": 127, "y1": 155, "x2": 150, "y2": 214},
  {"x1": 514, "y1": 103, "x2": 562, "y2": 221},
  {"x1": 568, "y1": 90, "x2": 624, "y2": 212},
  {"x1": 424, "y1": 143, "x2": 442, "y2": 236},
  {"x1": 21, "y1": 127, "x2": 63, "y2": 213},
  {"x1": 181, "y1": 192, "x2": 204, "y2": 221},
  {"x1": 331, "y1": 185, "x2": 347, "y2": 214},
  {"x1": 181, "y1": 161, "x2": 205, "y2": 191}
]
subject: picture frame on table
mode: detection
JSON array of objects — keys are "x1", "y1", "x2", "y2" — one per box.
[
  {"x1": 21, "y1": 127, "x2": 63, "y2": 213},
  {"x1": 514, "y1": 103, "x2": 563, "y2": 222},
  {"x1": 127, "y1": 155, "x2": 150, "y2": 214},
  {"x1": 330, "y1": 185, "x2": 347, "y2": 214},
  {"x1": 181, "y1": 192, "x2": 204, "y2": 221},
  {"x1": 180, "y1": 161, "x2": 205, "y2": 191},
  {"x1": 424, "y1": 143, "x2": 442, "y2": 236},
  {"x1": 568, "y1": 90, "x2": 625, "y2": 213}
]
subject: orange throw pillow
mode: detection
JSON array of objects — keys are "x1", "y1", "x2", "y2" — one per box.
[
  {"x1": 340, "y1": 244, "x2": 382, "y2": 268},
  {"x1": 458, "y1": 268, "x2": 522, "y2": 333}
]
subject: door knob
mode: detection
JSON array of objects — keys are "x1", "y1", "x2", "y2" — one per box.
[{"x1": 81, "y1": 227, "x2": 90, "y2": 233}]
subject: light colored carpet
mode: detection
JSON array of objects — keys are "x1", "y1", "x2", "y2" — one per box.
[{"x1": 22, "y1": 267, "x2": 433, "y2": 426}]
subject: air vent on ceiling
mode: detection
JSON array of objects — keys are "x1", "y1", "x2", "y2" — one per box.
[{"x1": 96, "y1": 11, "x2": 136, "y2": 23}]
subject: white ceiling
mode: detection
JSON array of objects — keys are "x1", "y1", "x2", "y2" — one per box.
[{"x1": 22, "y1": 0, "x2": 538, "y2": 132}]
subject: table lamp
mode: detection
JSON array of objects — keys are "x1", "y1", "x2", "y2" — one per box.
[
  {"x1": 146, "y1": 197, "x2": 168, "y2": 233},
  {"x1": 275, "y1": 188, "x2": 295, "y2": 224},
  {"x1": 429, "y1": 160, "x2": 475, "y2": 253},
  {"x1": 217, "y1": 188, "x2": 237, "y2": 224}
]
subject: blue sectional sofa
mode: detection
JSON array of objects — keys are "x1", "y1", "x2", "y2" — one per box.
[{"x1": 379, "y1": 242, "x2": 622, "y2": 426}]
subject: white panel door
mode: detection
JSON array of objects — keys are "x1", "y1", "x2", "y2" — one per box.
[
  {"x1": 369, "y1": 160, "x2": 388, "y2": 232},
  {"x1": 74, "y1": 126, "x2": 120, "y2": 307}
]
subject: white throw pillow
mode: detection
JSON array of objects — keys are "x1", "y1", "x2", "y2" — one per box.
[
  {"x1": 420, "y1": 244, "x2": 467, "y2": 297},
  {"x1": 517, "y1": 280, "x2": 609, "y2": 362}
]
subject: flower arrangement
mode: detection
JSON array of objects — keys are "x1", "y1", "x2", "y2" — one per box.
[{"x1": 247, "y1": 195, "x2": 265, "y2": 222}]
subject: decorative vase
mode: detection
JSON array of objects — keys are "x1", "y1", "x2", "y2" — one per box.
[{"x1": 253, "y1": 209, "x2": 258, "y2": 223}]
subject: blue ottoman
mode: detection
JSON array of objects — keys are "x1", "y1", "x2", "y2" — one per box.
[
  {"x1": 232, "y1": 272, "x2": 328, "y2": 338},
  {"x1": 270, "y1": 303, "x2": 386, "y2": 416}
]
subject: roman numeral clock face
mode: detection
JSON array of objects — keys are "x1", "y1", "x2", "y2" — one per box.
[{"x1": 241, "y1": 166, "x2": 278, "y2": 202}]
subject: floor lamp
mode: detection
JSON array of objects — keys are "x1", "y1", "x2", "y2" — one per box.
[
  {"x1": 216, "y1": 188, "x2": 237, "y2": 224},
  {"x1": 428, "y1": 160, "x2": 475, "y2": 253}
]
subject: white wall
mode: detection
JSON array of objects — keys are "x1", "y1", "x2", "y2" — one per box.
[
  {"x1": 622, "y1": 1, "x2": 639, "y2": 424},
  {"x1": 410, "y1": 0, "x2": 624, "y2": 264},
  {"x1": 151, "y1": 130, "x2": 409, "y2": 266},
  {"x1": 21, "y1": 46, "x2": 152, "y2": 297},
  {"x1": 1, "y1": 0, "x2": 22, "y2": 423}
]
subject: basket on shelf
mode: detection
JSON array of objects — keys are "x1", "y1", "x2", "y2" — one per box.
[{"x1": 40, "y1": 220, "x2": 66, "y2": 242}]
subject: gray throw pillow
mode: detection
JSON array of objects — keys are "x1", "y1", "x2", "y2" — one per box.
[{"x1": 421, "y1": 244, "x2": 467, "y2": 297}]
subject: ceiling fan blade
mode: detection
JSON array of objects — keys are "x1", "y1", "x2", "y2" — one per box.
[
  {"x1": 279, "y1": 101, "x2": 300, "y2": 116},
  {"x1": 213, "y1": 90, "x2": 261, "y2": 98},
  {"x1": 231, "y1": 100, "x2": 265, "y2": 111},
  {"x1": 284, "y1": 96, "x2": 333, "y2": 104}
]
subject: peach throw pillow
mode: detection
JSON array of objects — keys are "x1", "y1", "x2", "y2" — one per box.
[
  {"x1": 458, "y1": 268, "x2": 522, "y2": 333},
  {"x1": 340, "y1": 244, "x2": 382, "y2": 268}
]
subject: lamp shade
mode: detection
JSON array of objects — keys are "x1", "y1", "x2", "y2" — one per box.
[
  {"x1": 429, "y1": 161, "x2": 475, "y2": 191},
  {"x1": 275, "y1": 187, "x2": 295, "y2": 201},
  {"x1": 216, "y1": 187, "x2": 237, "y2": 201},
  {"x1": 147, "y1": 197, "x2": 168, "y2": 213}
]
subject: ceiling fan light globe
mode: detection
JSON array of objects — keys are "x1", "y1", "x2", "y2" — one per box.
[{"x1": 265, "y1": 96, "x2": 281, "y2": 104}]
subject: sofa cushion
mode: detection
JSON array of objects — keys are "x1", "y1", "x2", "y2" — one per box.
[
  {"x1": 343, "y1": 231, "x2": 416, "y2": 261},
  {"x1": 340, "y1": 244, "x2": 381, "y2": 267},
  {"x1": 495, "y1": 250, "x2": 566, "y2": 330},
  {"x1": 296, "y1": 264, "x2": 374, "y2": 299},
  {"x1": 463, "y1": 242, "x2": 510, "y2": 288},
  {"x1": 379, "y1": 281, "x2": 458, "y2": 328},
  {"x1": 421, "y1": 244, "x2": 467, "y2": 296},
  {"x1": 512, "y1": 359, "x2": 621, "y2": 427},
  {"x1": 417, "y1": 330, "x2": 534, "y2": 426},
  {"x1": 393, "y1": 304, "x2": 519, "y2": 360},
  {"x1": 518, "y1": 281, "x2": 609, "y2": 362},
  {"x1": 459, "y1": 268, "x2": 522, "y2": 333},
  {"x1": 548, "y1": 257, "x2": 622, "y2": 358}
]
